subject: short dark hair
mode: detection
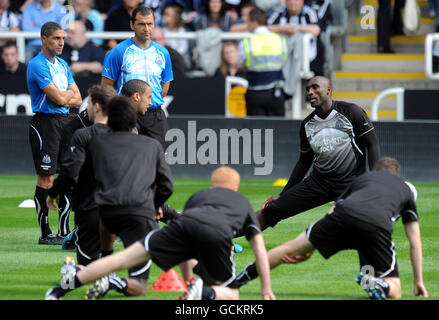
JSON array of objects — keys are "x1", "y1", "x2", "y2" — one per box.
[
  {"x1": 41, "y1": 21, "x2": 63, "y2": 38},
  {"x1": 131, "y1": 5, "x2": 154, "y2": 24},
  {"x1": 249, "y1": 7, "x2": 267, "y2": 26},
  {"x1": 372, "y1": 157, "x2": 400, "y2": 176},
  {"x1": 121, "y1": 79, "x2": 149, "y2": 98},
  {"x1": 88, "y1": 84, "x2": 118, "y2": 116},
  {"x1": 107, "y1": 96, "x2": 137, "y2": 132}
]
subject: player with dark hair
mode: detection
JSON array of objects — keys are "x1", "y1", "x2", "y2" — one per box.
[
  {"x1": 47, "y1": 84, "x2": 118, "y2": 265},
  {"x1": 45, "y1": 167, "x2": 275, "y2": 301},
  {"x1": 27, "y1": 21, "x2": 82, "y2": 245},
  {"x1": 254, "y1": 76, "x2": 380, "y2": 231},
  {"x1": 236, "y1": 157, "x2": 429, "y2": 300},
  {"x1": 101, "y1": 5, "x2": 173, "y2": 150}
]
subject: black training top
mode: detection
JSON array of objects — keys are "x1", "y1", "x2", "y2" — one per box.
[
  {"x1": 334, "y1": 170, "x2": 418, "y2": 233},
  {"x1": 49, "y1": 123, "x2": 110, "y2": 212},
  {"x1": 88, "y1": 131, "x2": 173, "y2": 219},
  {"x1": 181, "y1": 187, "x2": 261, "y2": 240},
  {"x1": 300, "y1": 100, "x2": 376, "y2": 180}
]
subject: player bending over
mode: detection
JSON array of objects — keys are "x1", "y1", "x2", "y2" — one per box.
[
  {"x1": 236, "y1": 157, "x2": 428, "y2": 300},
  {"x1": 46, "y1": 166, "x2": 275, "y2": 300}
]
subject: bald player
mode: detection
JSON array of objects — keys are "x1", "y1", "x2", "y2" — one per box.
[
  {"x1": 254, "y1": 76, "x2": 380, "y2": 230},
  {"x1": 46, "y1": 166, "x2": 275, "y2": 301}
]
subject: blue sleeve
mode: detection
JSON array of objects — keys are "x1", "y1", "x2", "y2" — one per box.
[
  {"x1": 29, "y1": 60, "x2": 52, "y2": 90},
  {"x1": 102, "y1": 46, "x2": 122, "y2": 81},
  {"x1": 162, "y1": 49, "x2": 173, "y2": 84}
]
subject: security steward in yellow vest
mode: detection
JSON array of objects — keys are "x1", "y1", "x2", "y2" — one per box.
[{"x1": 238, "y1": 7, "x2": 288, "y2": 117}]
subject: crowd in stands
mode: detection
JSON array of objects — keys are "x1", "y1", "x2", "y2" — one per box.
[{"x1": 0, "y1": 0, "x2": 334, "y2": 79}]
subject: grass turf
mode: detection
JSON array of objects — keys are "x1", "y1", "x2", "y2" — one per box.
[{"x1": 0, "y1": 175, "x2": 437, "y2": 300}]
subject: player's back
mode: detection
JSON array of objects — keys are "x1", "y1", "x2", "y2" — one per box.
[{"x1": 182, "y1": 187, "x2": 260, "y2": 239}]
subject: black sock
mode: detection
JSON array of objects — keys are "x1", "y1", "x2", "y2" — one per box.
[
  {"x1": 108, "y1": 274, "x2": 128, "y2": 293},
  {"x1": 50, "y1": 285, "x2": 71, "y2": 298},
  {"x1": 100, "y1": 250, "x2": 113, "y2": 258},
  {"x1": 57, "y1": 192, "x2": 71, "y2": 236},
  {"x1": 236, "y1": 262, "x2": 258, "y2": 287},
  {"x1": 74, "y1": 274, "x2": 83, "y2": 288},
  {"x1": 35, "y1": 186, "x2": 51, "y2": 237},
  {"x1": 201, "y1": 285, "x2": 216, "y2": 300}
]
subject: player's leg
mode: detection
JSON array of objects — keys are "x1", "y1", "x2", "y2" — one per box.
[
  {"x1": 74, "y1": 209, "x2": 101, "y2": 266},
  {"x1": 180, "y1": 223, "x2": 239, "y2": 301},
  {"x1": 236, "y1": 231, "x2": 315, "y2": 286},
  {"x1": 76, "y1": 242, "x2": 150, "y2": 285},
  {"x1": 382, "y1": 277, "x2": 401, "y2": 298},
  {"x1": 35, "y1": 174, "x2": 55, "y2": 240},
  {"x1": 57, "y1": 192, "x2": 72, "y2": 237},
  {"x1": 45, "y1": 242, "x2": 150, "y2": 300},
  {"x1": 356, "y1": 227, "x2": 399, "y2": 300},
  {"x1": 257, "y1": 174, "x2": 331, "y2": 230}
]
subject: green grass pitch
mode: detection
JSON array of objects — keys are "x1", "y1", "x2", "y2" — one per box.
[{"x1": 0, "y1": 175, "x2": 437, "y2": 300}]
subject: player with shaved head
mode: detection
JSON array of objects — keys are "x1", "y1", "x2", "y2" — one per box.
[
  {"x1": 45, "y1": 166, "x2": 275, "y2": 301},
  {"x1": 237, "y1": 75, "x2": 381, "y2": 284}
]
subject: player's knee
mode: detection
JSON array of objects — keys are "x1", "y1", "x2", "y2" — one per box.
[
  {"x1": 37, "y1": 174, "x2": 54, "y2": 189},
  {"x1": 384, "y1": 277, "x2": 401, "y2": 299},
  {"x1": 126, "y1": 277, "x2": 147, "y2": 296}
]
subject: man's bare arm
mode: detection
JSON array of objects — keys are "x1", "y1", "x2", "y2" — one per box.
[
  {"x1": 404, "y1": 221, "x2": 428, "y2": 297},
  {"x1": 249, "y1": 233, "x2": 276, "y2": 300}
]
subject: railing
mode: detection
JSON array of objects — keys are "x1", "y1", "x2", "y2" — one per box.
[
  {"x1": 370, "y1": 87, "x2": 405, "y2": 122},
  {"x1": 0, "y1": 30, "x2": 313, "y2": 119},
  {"x1": 425, "y1": 33, "x2": 439, "y2": 80}
]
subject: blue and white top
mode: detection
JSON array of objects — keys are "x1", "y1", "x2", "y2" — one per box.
[
  {"x1": 102, "y1": 38, "x2": 173, "y2": 108},
  {"x1": 27, "y1": 52, "x2": 75, "y2": 114}
]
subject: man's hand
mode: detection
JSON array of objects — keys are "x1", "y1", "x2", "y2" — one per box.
[
  {"x1": 413, "y1": 282, "x2": 428, "y2": 297},
  {"x1": 262, "y1": 195, "x2": 280, "y2": 209},
  {"x1": 262, "y1": 290, "x2": 276, "y2": 300},
  {"x1": 281, "y1": 252, "x2": 313, "y2": 264},
  {"x1": 156, "y1": 207, "x2": 163, "y2": 221},
  {"x1": 46, "y1": 195, "x2": 59, "y2": 210}
]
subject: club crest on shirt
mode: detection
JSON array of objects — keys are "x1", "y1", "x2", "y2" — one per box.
[
  {"x1": 42, "y1": 154, "x2": 51, "y2": 164},
  {"x1": 335, "y1": 120, "x2": 344, "y2": 129}
]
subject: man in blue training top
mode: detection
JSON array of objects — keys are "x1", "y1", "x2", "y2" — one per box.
[
  {"x1": 101, "y1": 5, "x2": 173, "y2": 150},
  {"x1": 27, "y1": 21, "x2": 82, "y2": 245}
]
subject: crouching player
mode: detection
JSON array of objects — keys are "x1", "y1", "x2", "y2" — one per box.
[
  {"x1": 46, "y1": 166, "x2": 274, "y2": 300},
  {"x1": 236, "y1": 157, "x2": 428, "y2": 300}
]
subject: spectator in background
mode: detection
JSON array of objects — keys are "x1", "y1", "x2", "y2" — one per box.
[
  {"x1": 151, "y1": 26, "x2": 188, "y2": 78},
  {"x1": 229, "y1": 1, "x2": 256, "y2": 32},
  {"x1": 165, "y1": 0, "x2": 207, "y2": 30},
  {"x1": 104, "y1": 0, "x2": 142, "y2": 50},
  {"x1": 377, "y1": 0, "x2": 405, "y2": 53},
  {"x1": 214, "y1": 41, "x2": 245, "y2": 78},
  {"x1": 238, "y1": 7, "x2": 287, "y2": 116},
  {"x1": 268, "y1": 0, "x2": 329, "y2": 76},
  {"x1": 162, "y1": 5, "x2": 191, "y2": 68},
  {"x1": 59, "y1": 20, "x2": 105, "y2": 77},
  {"x1": 72, "y1": 0, "x2": 104, "y2": 45},
  {"x1": 0, "y1": 0, "x2": 21, "y2": 31},
  {"x1": 194, "y1": 0, "x2": 236, "y2": 31},
  {"x1": 141, "y1": 0, "x2": 165, "y2": 26},
  {"x1": 93, "y1": 0, "x2": 122, "y2": 20},
  {"x1": 0, "y1": 41, "x2": 27, "y2": 75},
  {"x1": 21, "y1": 0, "x2": 66, "y2": 61}
]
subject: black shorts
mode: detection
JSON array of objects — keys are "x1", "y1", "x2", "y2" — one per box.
[
  {"x1": 136, "y1": 107, "x2": 168, "y2": 151},
  {"x1": 99, "y1": 210, "x2": 159, "y2": 280},
  {"x1": 141, "y1": 216, "x2": 238, "y2": 288},
  {"x1": 75, "y1": 208, "x2": 100, "y2": 266},
  {"x1": 306, "y1": 212, "x2": 399, "y2": 278},
  {"x1": 29, "y1": 113, "x2": 71, "y2": 175},
  {"x1": 261, "y1": 171, "x2": 352, "y2": 227}
]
